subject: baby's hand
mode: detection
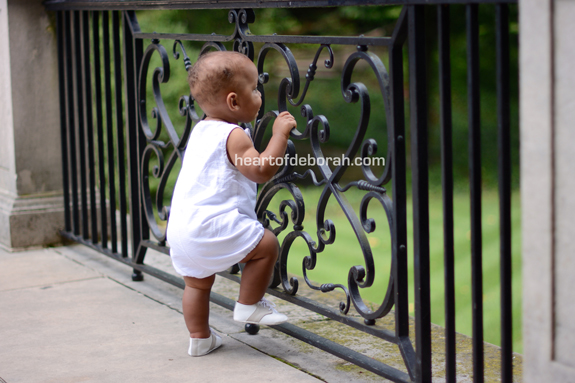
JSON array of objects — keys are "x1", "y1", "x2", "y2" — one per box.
[{"x1": 272, "y1": 111, "x2": 297, "y2": 139}]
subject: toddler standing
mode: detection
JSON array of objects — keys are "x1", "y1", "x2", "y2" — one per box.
[{"x1": 167, "y1": 51, "x2": 296, "y2": 357}]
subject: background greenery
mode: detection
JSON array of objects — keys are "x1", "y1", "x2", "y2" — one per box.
[
  {"x1": 269, "y1": 187, "x2": 522, "y2": 354},
  {"x1": 135, "y1": 4, "x2": 521, "y2": 352}
]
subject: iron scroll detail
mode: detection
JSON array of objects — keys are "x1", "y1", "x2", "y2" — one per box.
[
  {"x1": 138, "y1": 39, "x2": 199, "y2": 244},
  {"x1": 137, "y1": 8, "x2": 401, "y2": 324}
]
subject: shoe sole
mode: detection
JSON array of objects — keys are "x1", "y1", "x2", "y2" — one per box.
[
  {"x1": 189, "y1": 344, "x2": 221, "y2": 357},
  {"x1": 188, "y1": 333, "x2": 223, "y2": 357},
  {"x1": 233, "y1": 318, "x2": 288, "y2": 326}
]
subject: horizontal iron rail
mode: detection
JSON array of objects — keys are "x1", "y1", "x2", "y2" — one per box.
[
  {"x1": 65, "y1": 232, "x2": 411, "y2": 382},
  {"x1": 134, "y1": 31, "x2": 393, "y2": 47},
  {"x1": 45, "y1": 0, "x2": 517, "y2": 11}
]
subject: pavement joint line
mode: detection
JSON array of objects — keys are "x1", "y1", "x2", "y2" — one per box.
[
  {"x1": 104, "y1": 275, "x2": 186, "y2": 316},
  {"x1": 53, "y1": 246, "x2": 119, "y2": 275},
  {"x1": 0, "y1": 276, "x2": 104, "y2": 293},
  {"x1": 58, "y1": 250, "x2": 107, "y2": 272}
]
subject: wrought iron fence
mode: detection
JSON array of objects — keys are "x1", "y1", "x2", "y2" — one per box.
[{"x1": 46, "y1": 1, "x2": 518, "y2": 382}]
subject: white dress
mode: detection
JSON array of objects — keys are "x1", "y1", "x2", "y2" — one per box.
[{"x1": 167, "y1": 120, "x2": 265, "y2": 278}]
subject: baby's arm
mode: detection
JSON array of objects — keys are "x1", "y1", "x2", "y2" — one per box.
[{"x1": 227, "y1": 111, "x2": 296, "y2": 184}]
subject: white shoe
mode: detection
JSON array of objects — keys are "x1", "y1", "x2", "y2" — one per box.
[
  {"x1": 233, "y1": 298, "x2": 288, "y2": 325},
  {"x1": 188, "y1": 329, "x2": 222, "y2": 357}
]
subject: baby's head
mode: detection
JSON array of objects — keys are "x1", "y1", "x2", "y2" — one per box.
[{"x1": 188, "y1": 51, "x2": 261, "y2": 123}]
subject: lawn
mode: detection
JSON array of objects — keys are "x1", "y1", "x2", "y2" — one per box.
[{"x1": 268, "y1": 186, "x2": 522, "y2": 354}]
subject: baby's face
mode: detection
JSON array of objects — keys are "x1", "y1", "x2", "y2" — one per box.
[{"x1": 233, "y1": 61, "x2": 262, "y2": 123}]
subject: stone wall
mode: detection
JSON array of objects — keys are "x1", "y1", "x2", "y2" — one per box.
[
  {"x1": 0, "y1": 0, "x2": 64, "y2": 250},
  {"x1": 521, "y1": 0, "x2": 575, "y2": 381}
]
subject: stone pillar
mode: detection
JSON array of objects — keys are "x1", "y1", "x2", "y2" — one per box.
[
  {"x1": 0, "y1": 0, "x2": 64, "y2": 250},
  {"x1": 522, "y1": 0, "x2": 575, "y2": 380}
]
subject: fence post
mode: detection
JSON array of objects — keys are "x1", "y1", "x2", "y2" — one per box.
[
  {"x1": 123, "y1": 11, "x2": 148, "y2": 279},
  {"x1": 408, "y1": 5, "x2": 431, "y2": 382}
]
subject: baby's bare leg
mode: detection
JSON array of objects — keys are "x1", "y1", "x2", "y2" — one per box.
[
  {"x1": 183, "y1": 275, "x2": 215, "y2": 339},
  {"x1": 238, "y1": 229, "x2": 279, "y2": 305}
]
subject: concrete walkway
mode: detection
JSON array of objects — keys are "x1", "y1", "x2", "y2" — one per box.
[{"x1": 0, "y1": 245, "x2": 386, "y2": 383}]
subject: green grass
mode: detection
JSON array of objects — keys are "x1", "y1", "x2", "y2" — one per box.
[{"x1": 268, "y1": 186, "x2": 522, "y2": 354}]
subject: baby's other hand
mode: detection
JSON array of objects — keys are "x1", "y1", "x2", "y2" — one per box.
[{"x1": 272, "y1": 111, "x2": 297, "y2": 139}]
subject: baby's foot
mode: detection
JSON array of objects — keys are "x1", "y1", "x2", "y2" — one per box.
[
  {"x1": 233, "y1": 298, "x2": 288, "y2": 325},
  {"x1": 188, "y1": 329, "x2": 222, "y2": 357}
]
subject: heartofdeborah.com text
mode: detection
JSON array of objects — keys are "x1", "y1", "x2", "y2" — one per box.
[{"x1": 234, "y1": 153, "x2": 385, "y2": 167}]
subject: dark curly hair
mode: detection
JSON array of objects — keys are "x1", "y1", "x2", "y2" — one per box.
[{"x1": 187, "y1": 51, "x2": 252, "y2": 107}]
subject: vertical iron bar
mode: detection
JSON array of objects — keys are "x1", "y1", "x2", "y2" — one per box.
[
  {"x1": 467, "y1": 4, "x2": 484, "y2": 382},
  {"x1": 438, "y1": 4, "x2": 456, "y2": 382},
  {"x1": 103, "y1": 11, "x2": 118, "y2": 253},
  {"x1": 391, "y1": 12, "x2": 409, "y2": 340},
  {"x1": 93, "y1": 11, "x2": 108, "y2": 249},
  {"x1": 408, "y1": 5, "x2": 431, "y2": 383},
  {"x1": 57, "y1": 11, "x2": 71, "y2": 233},
  {"x1": 496, "y1": 4, "x2": 512, "y2": 382},
  {"x1": 67, "y1": 11, "x2": 80, "y2": 236},
  {"x1": 113, "y1": 11, "x2": 128, "y2": 257},
  {"x1": 123, "y1": 11, "x2": 145, "y2": 280},
  {"x1": 74, "y1": 11, "x2": 89, "y2": 239},
  {"x1": 75, "y1": 12, "x2": 89, "y2": 239},
  {"x1": 390, "y1": 8, "x2": 415, "y2": 379},
  {"x1": 82, "y1": 11, "x2": 98, "y2": 243}
]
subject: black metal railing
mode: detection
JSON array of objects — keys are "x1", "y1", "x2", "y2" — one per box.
[{"x1": 46, "y1": 1, "x2": 518, "y2": 382}]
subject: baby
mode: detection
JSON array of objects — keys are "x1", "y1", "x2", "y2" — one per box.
[{"x1": 167, "y1": 51, "x2": 296, "y2": 357}]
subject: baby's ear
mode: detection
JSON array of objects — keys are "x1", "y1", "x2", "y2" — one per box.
[{"x1": 226, "y1": 92, "x2": 239, "y2": 111}]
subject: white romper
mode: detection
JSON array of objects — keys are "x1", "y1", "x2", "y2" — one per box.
[{"x1": 167, "y1": 120, "x2": 265, "y2": 278}]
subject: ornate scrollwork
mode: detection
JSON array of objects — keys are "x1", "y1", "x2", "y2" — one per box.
[
  {"x1": 138, "y1": 8, "x2": 401, "y2": 324},
  {"x1": 351, "y1": 191, "x2": 395, "y2": 319},
  {"x1": 288, "y1": 44, "x2": 334, "y2": 108},
  {"x1": 253, "y1": 38, "x2": 396, "y2": 320},
  {"x1": 138, "y1": 39, "x2": 199, "y2": 243},
  {"x1": 229, "y1": 9, "x2": 255, "y2": 60}
]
